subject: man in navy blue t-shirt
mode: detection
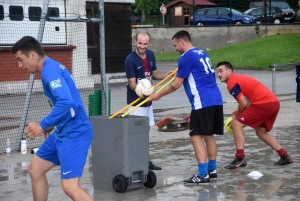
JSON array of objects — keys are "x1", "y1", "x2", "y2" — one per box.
[
  {"x1": 12, "y1": 36, "x2": 93, "y2": 200},
  {"x1": 125, "y1": 32, "x2": 170, "y2": 170},
  {"x1": 150, "y1": 30, "x2": 223, "y2": 185}
]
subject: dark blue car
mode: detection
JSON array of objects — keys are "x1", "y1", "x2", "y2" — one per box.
[{"x1": 190, "y1": 7, "x2": 258, "y2": 26}]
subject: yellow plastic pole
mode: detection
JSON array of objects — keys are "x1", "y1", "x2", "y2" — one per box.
[
  {"x1": 153, "y1": 68, "x2": 178, "y2": 90},
  {"x1": 108, "y1": 68, "x2": 178, "y2": 119},
  {"x1": 121, "y1": 77, "x2": 175, "y2": 118}
]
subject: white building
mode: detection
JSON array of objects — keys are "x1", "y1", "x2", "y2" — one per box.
[{"x1": 0, "y1": 0, "x2": 134, "y2": 94}]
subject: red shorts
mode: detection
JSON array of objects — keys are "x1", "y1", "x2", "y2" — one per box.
[{"x1": 236, "y1": 102, "x2": 279, "y2": 132}]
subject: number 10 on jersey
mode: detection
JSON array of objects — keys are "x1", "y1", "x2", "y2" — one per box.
[{"x1": 200, "y1": 57, "x2": 214, "y2": 74}]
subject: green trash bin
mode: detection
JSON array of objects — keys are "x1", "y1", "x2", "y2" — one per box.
[
  {"x1": 88, "y1": 89, "x2": 111, "y2": 116},
  {"x1": 89, "y1": 90, "x2": 101, "y2": 116}
]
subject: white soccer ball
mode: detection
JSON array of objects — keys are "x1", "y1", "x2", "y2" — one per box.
[{"x1": 135, "y1": 79, "x2": 155, "y2": 98}]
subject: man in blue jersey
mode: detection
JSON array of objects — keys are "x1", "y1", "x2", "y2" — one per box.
[
  {"x1": 125, "y1": 32, "x2": 170, "y2": 170},
  {"x1": 12, "y1": 36, "x2": 93, "y2": 201},
  {"x1": 150, "y1": 30, "x2": 223, "y2": 184}
]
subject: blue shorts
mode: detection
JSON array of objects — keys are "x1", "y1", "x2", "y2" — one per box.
[{"x1": 36, "y1": 134, "x2": 92, "y2": 179}]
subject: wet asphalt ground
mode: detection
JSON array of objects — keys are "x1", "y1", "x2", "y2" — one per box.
[{"x1": 0, "y1": 62, "x2": 299, "y2": 201}]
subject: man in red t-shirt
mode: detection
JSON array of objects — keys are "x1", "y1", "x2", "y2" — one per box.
[{"x1": 216, "y1": 61, "x2": 293, "y2": 169}]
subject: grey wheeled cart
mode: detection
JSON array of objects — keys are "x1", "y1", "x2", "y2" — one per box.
[{"x1": 90, "y1": 115, "x2": 157, "y2": 193}]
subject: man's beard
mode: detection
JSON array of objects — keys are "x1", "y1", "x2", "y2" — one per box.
[{"x1": 136, "y1": 48, "x2": 146, "y2": 54}]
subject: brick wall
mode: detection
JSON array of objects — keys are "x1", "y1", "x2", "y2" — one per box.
[{"x1": 0, "y1": 46, "x2": 75, "y2": 82}]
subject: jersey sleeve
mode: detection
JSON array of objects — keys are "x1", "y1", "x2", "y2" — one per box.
[
  {"x1": 125, "y1": 55, "x2": 136, "y2": 79},
  {"x1": 228, "y1": 82, "x2": 243, "y2": 101},
  {"x1": 176, "y1": 56, "x2": 192, "y2": 78},
  {"x1": 39, "y1": 69, "x2": 75, "y2": 130}
]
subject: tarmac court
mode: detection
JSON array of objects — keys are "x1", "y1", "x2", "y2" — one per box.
[{"x1": 0, "y1": 62, "x2": 299, "y2": 200}]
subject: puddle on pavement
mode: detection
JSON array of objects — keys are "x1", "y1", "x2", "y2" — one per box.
[
  {"x1": 0, "y1": 126, "x2": 299, "y2": 201},
  {"x1": 146, "y1": 125, "x2": 300, "y2": 200},
  {"x1": 0, "y1": 162, "x2": 29, "y2": 181}
]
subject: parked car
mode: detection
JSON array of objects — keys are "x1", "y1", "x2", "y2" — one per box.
[
  {"x1": 190, "y1": 7, "x2": 257, "y2": 26},
  {"x1": 244, "y1": 7, "x2": 284, "y2": 24},
  {"x1": 131, "y1": 14, "x2": 140, "y2": 25},
  {"x1": 249, "y1": 1, "x2": 295, "y2": 23}
]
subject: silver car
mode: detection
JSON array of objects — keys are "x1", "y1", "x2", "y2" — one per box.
[{"x1": 249, "y1": 1, "x2": 295, "y2": 22}]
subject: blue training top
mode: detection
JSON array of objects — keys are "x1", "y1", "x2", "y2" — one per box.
[
  {"x1": 125, "y1": 50, "x2": 157, "y2": 107},
  {"x1": 176, "y1": 48, "x2": 223, "y2": 110},
  {"x1": 40, "y1": 57, "x2": 93, "y2": 141}
]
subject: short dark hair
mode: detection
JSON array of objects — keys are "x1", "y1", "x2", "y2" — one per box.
[
  {"x1": 172, "y1": 30, "x2": 191, "y2": 42},
  {"x1": 135, "y1": 32, "x2": 151, "y2": 41},
  {"x1": 12, "y1": 36, "x2": 45, "y2": 57},
  {"x1": 217, "y1": 61, "x2": 233, "y2": 71}
]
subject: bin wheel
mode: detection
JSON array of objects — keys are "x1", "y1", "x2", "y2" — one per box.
[
  {"x1": 144, "y1": 170, "x2": 157, "y2": 188},
  {"x1": 113, "y1": 174, "x2": 128, "y2": 193}
]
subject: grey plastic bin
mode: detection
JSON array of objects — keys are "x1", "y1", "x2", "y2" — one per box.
[{"x1": 90, "y1": 115, "x2": 157, "y2": 193}]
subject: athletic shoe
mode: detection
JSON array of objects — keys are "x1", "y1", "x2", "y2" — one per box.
[
  {"x1": 183, "y1": 174, "x2": 210, "y2": 185},
  {"x1": 274, "y1": 155, "x2": 293, "y2": 165},
  {"x1": 224, "y1": 157, "x2": 247, "y2": 170},
  {"x1": 209, "y1": 170, "x2": 217, "y2": 178},
  {"x1": 149, "y1": 161, "x2": 162, "y2": 170}
]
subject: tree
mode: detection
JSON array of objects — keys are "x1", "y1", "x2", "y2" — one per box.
[
  {"x1": 133, "y1": 0, "x2": 159, "y2": 24},
  {"x1": 132, "y1": 0, "x2": 173, "y2": 23}
]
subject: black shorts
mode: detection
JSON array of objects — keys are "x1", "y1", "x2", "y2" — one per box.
[{"x1": 189, "y1": 105, "x2": 224, "y2": 136}]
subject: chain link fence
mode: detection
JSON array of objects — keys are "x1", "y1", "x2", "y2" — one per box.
[{"x1": 0, "y1": 0, "x2": 109, "y2": 153}]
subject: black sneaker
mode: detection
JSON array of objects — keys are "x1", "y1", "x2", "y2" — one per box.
[
  {"x1": 274, "y1": 155, "x2": 293, "y2": 165},
  {"x1": 209, "y1": 170, "x2": 217, "y2": 178},
  {"x1": 183, "y1": 174, "x2": 210, "y2": 185},
  {"x1": 149, "y1": 161, "x2": 162, "y2": 170},
  {"x1": 224, "y1": 157, "x2": 247, "y2": 170}
]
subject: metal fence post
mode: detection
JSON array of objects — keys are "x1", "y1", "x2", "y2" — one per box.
[
  {"x1": 106, "y1": 74, "x2": 127, "y2": 115},
  {"x1": 99, "y1": 0, "x2": 107, "y2": 115},
  {"x1": 17, "y1": 0, "x2": 49, "y2": 150},
  {"x1": 271, "y1": 65, "x2": 276, "y2": 94},
  {"x1": 296, "y1": 65, "x2": 300, "y2": 102},
  {"x1": 270, "y1": 62, "x2": 300, "y2": 96}
]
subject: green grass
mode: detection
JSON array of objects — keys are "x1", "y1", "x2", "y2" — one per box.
[{"x1": 155, "y1": 34, "x2": 300, "y2": 70}]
